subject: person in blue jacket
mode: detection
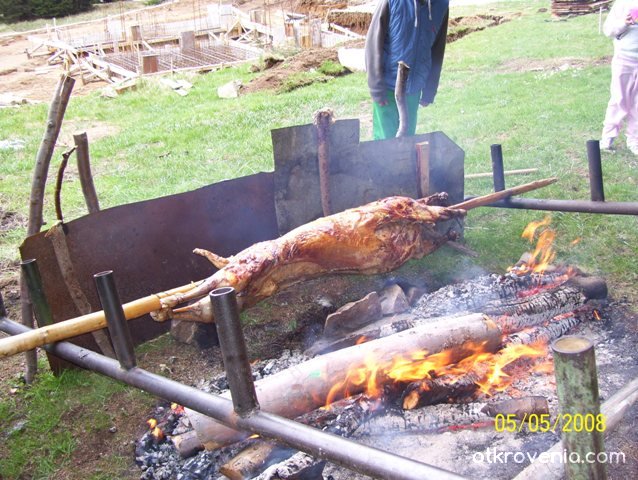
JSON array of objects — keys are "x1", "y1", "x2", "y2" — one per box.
[{"x1": 365, "y1": 0, "x2": 449, "y2": 139}]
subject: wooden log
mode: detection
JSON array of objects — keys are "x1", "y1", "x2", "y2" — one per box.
[
  {"x1": 551, "y1": 336, "x2": 606, "y2": 479},
  {"x1": 401, "y1": 308, "x2": 589, "y2": 410},
  {"x1": 183, "y1": 313, "x2": 501, "y2": 450},
  {"x1": 21, "y1": 74, "x2": 75, "y2": 382}
]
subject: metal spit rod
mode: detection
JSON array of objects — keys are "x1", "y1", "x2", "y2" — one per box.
[
  {"x1": 463, "y1": 140, "x2": 638, "y2": 215},
  {"x1": 0, "y1": 268, "x2": 465, "y2": 480}
]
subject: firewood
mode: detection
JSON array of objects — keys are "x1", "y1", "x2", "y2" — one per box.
[
  {"x1": 220, "y1": 441, "x2": 286, "y2": 480},
  {"x1": 503, "y1": 312, "x2": 582, "y2": 346},
  {"x1": 400, "y1": 311, "x2": 585, "y2": 410},
  {"x1": 181, "y1": 313, "x2": 501, "y2": 450},
  {"x1": 490, "y1": 285, "x2": 586, "y2": 334},
  {"x1": 358, "y1": 396, "x2": 549, "y2": 436},
  {"x1": 310, "y1": 276, "x2": 603, "y2": 356}
]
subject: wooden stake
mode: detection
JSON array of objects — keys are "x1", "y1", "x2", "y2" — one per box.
[
  {"x1": 452, "y1": 177, "x2": 557, "y2": 211},
  {"x1": 21, "y1": 74, "x2": 75, "y2": 382}
]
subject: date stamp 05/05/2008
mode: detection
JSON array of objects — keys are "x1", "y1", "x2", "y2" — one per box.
[{"x1": 493, "y1": 413, "x2": 606, "y2": 433}]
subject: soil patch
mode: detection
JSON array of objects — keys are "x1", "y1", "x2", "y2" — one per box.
[{"x1": 497, "y1": 56, "x2": 611, "y2": 74}]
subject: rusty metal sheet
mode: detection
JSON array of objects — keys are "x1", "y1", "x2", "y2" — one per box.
[
  {"x1": 273, "y1": 120, "x2": 465, "y2": 234},
  {"x1": 19, "y1": 172, "x2": 278, "y2": 367}
]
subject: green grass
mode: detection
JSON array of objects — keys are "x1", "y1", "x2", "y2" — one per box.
[
  {"x1": 0, "y1": 364, "x2": 153, "y2": 479},
  {"x1": 1, "y1": 0, "x2": 637, "y2": 477}
]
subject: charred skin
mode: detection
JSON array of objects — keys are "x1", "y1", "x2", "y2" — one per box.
[{"x1": 154, "y1": 195, "x2": 465, "y2": 323}]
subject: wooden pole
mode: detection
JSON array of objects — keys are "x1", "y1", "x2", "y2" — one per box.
[
  {"x1": 452, "y1": 177, "x2": 557, "y2": 211},
  {"x1": 0, "y1": 282, "x2": 199, "y2": 358},
  {"x1": 20, "y1": 74, "x2": 75, "y2": 382},
  {"x1": 73, "y1": 132, "x2": 100, "y2": 214},
  {"x1": 465, "y1": 168, "x2": 538, "y2": 179},
  {"x1": 551, "y1": 336, "x2": 606, "y2": 480}
]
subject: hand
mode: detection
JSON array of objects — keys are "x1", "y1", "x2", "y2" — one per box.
[
  {"x1": 419, "y1": 100, "x2": 430, "y2": 107},
  {"x1": 376, "y1": 99, "x2": 388, "y2": 106},
  {"x1": 625, "y1": 13, "x2": 635, "y2": 25}
]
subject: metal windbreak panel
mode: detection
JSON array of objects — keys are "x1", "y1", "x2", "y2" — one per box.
[{"x1": 19, "y1": 172, "x2": 278, "y2": 361}]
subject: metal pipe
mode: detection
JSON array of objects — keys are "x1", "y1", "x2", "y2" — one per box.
[
  {"x1": 490, "y1": 144, "x2": 506, "y2": 192},
  {"x1": 0, "y1": 317, "x2": 465, "y2": 480},
  {"x1": 551, "y1": 336, "x2": 606, "y2": 479},
  {"x1": 93, "y1": 271, "x2": 136, "y2": 370},
  {"x1": 461, "y1": 196, "x2": 638, "y2": 215},
  {"x1": 209, "y1": 287, "x2": 259, "y2": 417},
  {"x1": 586, "y1": 140, "x2": 605, "y2": 202},
  {"x1": 20, "y1": 259, "x2": 54, "y2": 328}
]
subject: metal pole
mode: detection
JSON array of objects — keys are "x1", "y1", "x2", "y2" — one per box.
[
  {"x1": 490, "y1": 144, "x2": 506, "y2": 192},
  {"x1": 210, "y1": 287, "x2": 259, "y2": 417},
  {"x1": 20, "y1": 259, "x2": 54, "y2": 328},
  {"x1": 551, "y1": 335, "x2": 606, "y2": 480},
  {"x1": 0, "y1": 317, "x2": 466, "y2": 480},
  {"x1": 460, "y1": 196, "x2": 638, "y2": 215},
  {"x1": 587, "y1": 140, "x2": 605, "y2": 202},
  {"x1": 94, "y1": 271, "x2": 136, "y2": 370}
]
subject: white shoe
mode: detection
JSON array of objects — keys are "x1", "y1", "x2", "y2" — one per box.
[
  {"x1": 628, "y1": 144, "x2": 638, "y2": 155},
  {"x1": 600, "y1": 137, "x2": 615, "y2": 150}
]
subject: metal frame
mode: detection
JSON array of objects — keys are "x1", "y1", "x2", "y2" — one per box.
[
  {"x1": 0, "y1": 267, "x2": 465, "y2": 480},
  {"x1": 464, "y1": 140, "x2": 638, "y2": 215}
]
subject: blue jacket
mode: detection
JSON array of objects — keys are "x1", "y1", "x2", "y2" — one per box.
[{"x1": 365, "y1": 0, "x2": 449, "y2": 104}]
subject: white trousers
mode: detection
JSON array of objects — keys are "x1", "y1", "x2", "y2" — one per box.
[{"x1": 601, "y1": 54, "x2": 638, "y2": 147}]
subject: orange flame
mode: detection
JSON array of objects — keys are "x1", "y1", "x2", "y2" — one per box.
[
  {"x1": 151, "y1": 426, "x2": 164, "y2": 440},
  {"x1": 171, "y1": 403, "x2": 185, "y2": 414},
  {"x1": 147, "y1": 418, "x2": 158, "y2": 429},
  {"x1": 323, "y1": 341, "x2": 547, "y2": 407},
  {"x1": 513, "y1": 216, "x2": 556, "y2": 275}
]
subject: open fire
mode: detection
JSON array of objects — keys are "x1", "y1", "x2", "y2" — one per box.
[{"x1": 133, "y1": 216, "x2": 634, "y2": 480}]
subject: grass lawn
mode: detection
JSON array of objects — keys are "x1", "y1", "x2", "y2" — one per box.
[{"x1": 0, "y1": 0, "x2": 637, "y2": 478}]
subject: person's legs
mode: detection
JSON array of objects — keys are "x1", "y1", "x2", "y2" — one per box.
[
  {"x1": 601, "y1": 57, "x2": 634, "y2": 148},
  {"x1": 623, "y1": 63, "x2": 638, "y2": 154},
  {"x1": 373, "y1": 91, "x2": 399, "y2": 140},
  {"x1": 372, "y1": 92, "x2": 422, "y2": 139}
]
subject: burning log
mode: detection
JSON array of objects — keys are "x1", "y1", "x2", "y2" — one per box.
[
  {"x1": 310, "y1": 276, "x2": 606, "y2": 356},
  {"x1": 400, "y1": 340, "x2": 553, "y2": 410},
  {"x1": 399, "y1": 304, "x2": 596, "y2": 411},
  {"x1": 358, "y1": 396, "x2": 549, "y2": 436},
  {"x1": 179, "y1": 313, "x2": 501, "y2": 450}
]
